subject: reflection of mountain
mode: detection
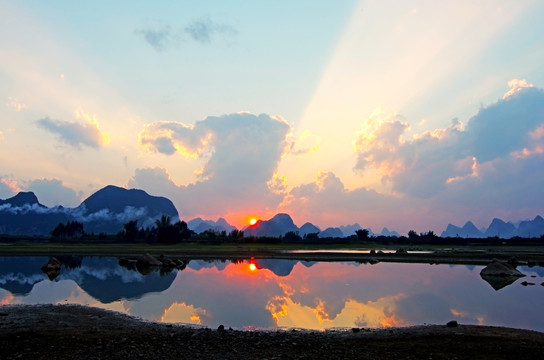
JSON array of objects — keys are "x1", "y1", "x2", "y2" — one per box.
[
  {"x1": 0, "y1": 257, "x2": 48, "y2": 295},
  {"x1": 256, "y1": 259, "x2": 315, "y2": 277},
  {"x1": 187, "y1": 260, "x2": 229, "y2": 271},
  {"x1": 59, "y1": 257, "x2": 177, "y2": 303},
  {"x1": 0, "y1": 256, "x2": 177, "y2": 303}
]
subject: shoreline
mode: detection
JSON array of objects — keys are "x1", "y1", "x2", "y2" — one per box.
[{"x1": 1, "y1": 304, "x2": 543, "y2": 359}]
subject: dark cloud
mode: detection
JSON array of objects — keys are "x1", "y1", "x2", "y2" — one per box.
[{"x1": 37, "y1": 116, "x2": 108, "y2": 149}]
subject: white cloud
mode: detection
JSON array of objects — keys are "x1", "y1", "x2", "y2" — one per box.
[
  {"x1": 502, "y1": 79, "x2": 534, "y2": 99},
  {"x1": 353, "y1": 82, "x2": 544, "y2": 198},
  {"x1": 133, "y1": 113, "x2": 292, "y2": 218}
]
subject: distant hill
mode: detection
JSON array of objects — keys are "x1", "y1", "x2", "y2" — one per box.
[
  {"x1": 243, "y1": 213, "x2": 299, "y2": 237},
  {"x1": 339, "y1": 223, "x2": 362, "y2": 237},
  {"x1": 0, "y1": 186, "x2": 179, "y2": 236},
  {"x1": 443, "y1": 216, "x2": 544, "y2": 239},
  {"x1": 319, "y1": 227, "x2": 344, "y2": 238},
  {"x1": 485, "y1": 218, "x2": 516, "y2": 238},
  {"x1": 188, "y1": 217, "x2": 236, "y2": 234},
  {"x1": 299, "y1": 222, "x2": 320, "y2": 237},
  {"x1": 441, "y1": 221, "x2": 484, "y2": 238}
]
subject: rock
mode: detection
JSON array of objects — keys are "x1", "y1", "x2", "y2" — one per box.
[
  {"x1": 480, "y1": 260, "x2": 524, "y2": 278},
  {"x1": 351, "y1": 328, "x2": 360, "y2": 333},
  {"x1": 368, "y1": 258, "x2": 379, "y2": 265},
  {"x1": 446, "y1": 320, "x2": 458, "y2": 328},
  {"x1": 136, "y1": 254, "x2": 162, "y2": 275},
  {"x1": 521, "y1": 281, "x2": 535, "y2": 286},
  {"x1": 217, "y1": 325, "x2": 225, "y2": 332},
  {"x1": 396, "y1": 248, "x2": 407, "y2": 254},
  {"x1": 480, "y1": 259, "x2": 525, "y2": 291}
]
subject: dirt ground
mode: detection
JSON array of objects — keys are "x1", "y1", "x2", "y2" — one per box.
[{"x1": 1, "y1": 304, "x2": 543, "y2": 359}]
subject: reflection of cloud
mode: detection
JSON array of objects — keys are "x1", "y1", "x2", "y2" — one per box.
[
  {"x1": 161, "y1": 302, "x2": 207, "y2": 325},
  {"x1": 266, "y1": 296, "x2": 406, "y2": 330},
  {"x1": 37, "y1": 110, "x2": 109, "y2": 149}
]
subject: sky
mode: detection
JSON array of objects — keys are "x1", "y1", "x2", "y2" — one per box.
[{"x1": 2, "y1": 0, "x2": 544, "y2": 234}]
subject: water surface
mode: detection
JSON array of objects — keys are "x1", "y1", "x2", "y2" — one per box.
[{"x1": 1, "y1": 256, "x2": 543, "y2": 331}]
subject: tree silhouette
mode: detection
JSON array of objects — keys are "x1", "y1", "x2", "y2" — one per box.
[{"x1": 355, "y1": 229, "x2": 370, "y2": 241}]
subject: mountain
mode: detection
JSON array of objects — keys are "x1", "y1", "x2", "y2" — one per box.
[
  {"x1": 380, "y1": 227, "x2": 400, "y2": 237},
  {"x1": 319, "y1": 227, "x2": 344, "y2": 238},
  {"x1": 339, "y1": 223, "x2": 362, "y2": 237},
  {"x1": 441, "y1": 221, "x2": 484, "y2": 238},
  {"x1": 244, "y1": 213, "x2": 299, "y2": 237},
  {"x1": 516, "y1": 215, "x2": 544, "y2": 238},
  {"x1": 188, "y1": 217, "x2": 236, "y2": 234},
  {"x1": 485, "y1": 218, "x2": 516, "y2": 238},
  {"x1": 0, "y1": 192, "x2": 45, "y2": 208},
  {"x1": 0, "y1": 192, "x2": 70, "y2": 235},
  {"x1": 299, "y1": 222, "x2": 320, "y2": 237},
  {"x1": 0, "y1": 186, "x2": 179, "y2": 236}
]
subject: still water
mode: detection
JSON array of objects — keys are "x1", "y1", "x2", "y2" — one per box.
[{"x1": 1, "y1": 256, "x2": 543, "y2": 331}]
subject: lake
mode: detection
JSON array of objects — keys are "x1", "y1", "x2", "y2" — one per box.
[{"x1": 1, "y1": 256, "x2": 543, "y2": 331}]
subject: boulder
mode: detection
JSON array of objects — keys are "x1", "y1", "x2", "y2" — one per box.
[
  {"x1": 480, "y1": 259, "x2": 525, "y2": 291},
  {"x1": 136, "y1": 254, "x2": 162, "y2": 275}
]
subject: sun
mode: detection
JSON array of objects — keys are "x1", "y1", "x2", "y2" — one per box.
[
  {"x1": 249, "y1": 218, "x2": 257, "y2": 225},
  {"x1": 249, "y1": 263, "x2": 257, "y2": 271}
]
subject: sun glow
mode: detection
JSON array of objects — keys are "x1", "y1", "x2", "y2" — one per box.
[
  {"x1": 249, "y1": 218, "x2": 257, "y2": 225},
  {"x1": 249, "y1": 263, "x2": 257, "y2": 271}
]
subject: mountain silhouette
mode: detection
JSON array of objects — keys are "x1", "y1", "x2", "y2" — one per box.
[
  {"x1": 319, "y1": 227, "x2": 344, "y2": 238},
  {"x1": 188, "y1": 217, "x2": 236, "y2": 234},
  {"x1": 244, "y1": 213, "x2": 299, "y2": 237},
  {"x1": 485, "y1": 218, "x2": 516, "y2": 238},
  {"x1": 0, "y1": 186, "x2": 179, "y2": 236},
  {"x1": 441, "y1": 221, "x2": 484, "y2": 238},
  {"x1": 299, "y1": 222, "x2": 320, "y2": 237},
  {"x1": 0, "y1": 192, "x2": 45, "y2": 208}
]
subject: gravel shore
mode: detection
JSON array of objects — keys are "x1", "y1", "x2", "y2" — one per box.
[{"x1": 1, "y1": 304, "x2": 543, "y2": 359}]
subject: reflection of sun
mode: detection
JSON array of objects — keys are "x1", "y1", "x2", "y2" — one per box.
[
  {"x1": 249, "y1": 263, "x2": 257, "y2": 271},
  {"x1": 249, "y1": 218, "x2": 257, "y2": 225}
]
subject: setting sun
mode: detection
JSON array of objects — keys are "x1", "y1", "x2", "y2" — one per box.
[
  {"x1": 249, "y1": 263, "x2": 257, "y2": 271},
  {"x1": 249, "y1": 218, "x2": 257, "y2": 225}
]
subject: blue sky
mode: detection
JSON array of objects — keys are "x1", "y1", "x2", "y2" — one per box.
[{"x1": 2, "y1": 0, "x2": 544, "y2": 233}]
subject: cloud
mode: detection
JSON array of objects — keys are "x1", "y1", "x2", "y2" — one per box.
[
  {"x1": 184, "y1": 17, "x2": 237, "y2": 44},
  {"x1": 353, "y1": 80, "x2": 544, "y2": 198},
  {"x1": 134, "y1": 113, "x2": 292, "y2": 218},
  {"x1": 134, "y1": 26, "x2": 175, "y2": 52},
  {"x1": 0, "y1": 177, "x2": 21, "y2": 199},
  {"x1": 136, "y1": 17, "x2": 237, "y2": 51},
  {"x1": 5, "y1": 97, "x2": 26, "y2": 112},
  {"x1": 26, "y1": 178, "x2": 80, "y2": 207},
  {"x1": 37, "y1": 109, "x2": 109, "y2": 149}
]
